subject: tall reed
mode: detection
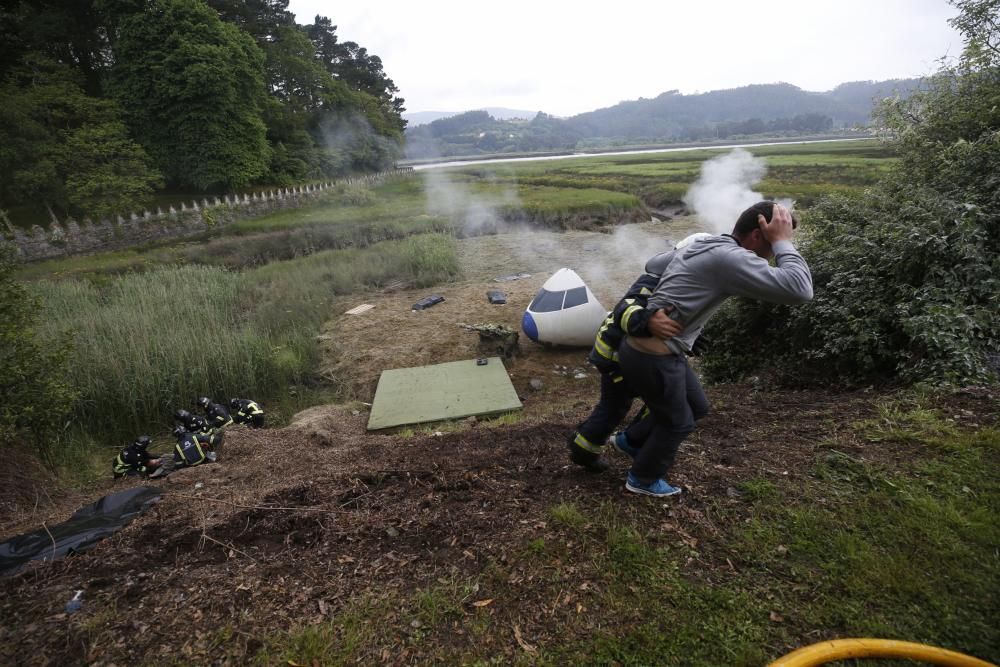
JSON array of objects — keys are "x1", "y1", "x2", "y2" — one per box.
[{"x1": 32, "y1": 234, "x2": 460, "y2": 443}]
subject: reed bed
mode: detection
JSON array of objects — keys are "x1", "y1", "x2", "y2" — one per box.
[{"x1": 32, "y1": 233, "x2": 460, "y2": 442}]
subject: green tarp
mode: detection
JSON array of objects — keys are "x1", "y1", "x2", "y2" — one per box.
[{"x1": 367, "y1": 357, "x2": 522, "y2": 430}]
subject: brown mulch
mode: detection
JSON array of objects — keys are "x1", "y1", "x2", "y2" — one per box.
[{"x1": 0, "y1": 382, "x2": 994, "y2": 665}]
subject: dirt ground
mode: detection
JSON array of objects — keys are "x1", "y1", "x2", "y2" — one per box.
[
  {"x1": 324, "y1": 217, "x2": 702, "y2": 400},
  {"x1": 1, "y1": 220, "x2": 996, "y2": 665}
]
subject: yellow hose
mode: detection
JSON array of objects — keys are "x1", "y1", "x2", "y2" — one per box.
[{"x1": 768, "y1": 638, "x2": 996, "y2": 667}]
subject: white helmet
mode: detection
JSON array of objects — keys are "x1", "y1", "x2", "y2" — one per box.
[{"x1": 674, "y1": 232, "x2": 712, "y2": 250}]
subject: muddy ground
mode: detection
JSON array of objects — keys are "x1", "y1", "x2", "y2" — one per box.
[{"x1": 1, "y1": 219, "x2": 995, "y2": 665}]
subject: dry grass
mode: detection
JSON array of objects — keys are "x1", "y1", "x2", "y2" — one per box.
[{"x1": 323, "y1": 216, "x2": 705, "y2": 399}]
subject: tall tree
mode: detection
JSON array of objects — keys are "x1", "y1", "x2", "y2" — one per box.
[
  {"x1": 203, "y1": 0, "x2": 293, "y2": 45},
  {"x1": 305, "y1": 15, "x2": 405, "y2": 132},
  {"x1": 108, "y1": 0, "x2": 270, "y2": 191},
  {"x1": 0, "y1": 54, "x2": 161, "y2": 219}
]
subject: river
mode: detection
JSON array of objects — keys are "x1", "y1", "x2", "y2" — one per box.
[{"x1": 408, "y1": 137, "x2": 871, "y2": 171}]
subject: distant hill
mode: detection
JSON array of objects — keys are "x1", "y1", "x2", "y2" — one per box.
[
  {"x1": 404, "y1": 79, "x2": 922, "y2": 159},
  {"x1": 404, "y1": 107, "x2": 538, "y2": 127}
]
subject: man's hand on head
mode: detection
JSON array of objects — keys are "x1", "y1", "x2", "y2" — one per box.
[
  {"x1": 648, "y1": 308, "x2": 682, "y2": 339},
  {"x1": 759, "y1": 203, "x2": 794, "y2": 244}
]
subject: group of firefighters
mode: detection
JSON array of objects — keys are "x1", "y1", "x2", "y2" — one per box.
[{"x1": 112, "y1": 397, "x2": 265, "y2": 479}]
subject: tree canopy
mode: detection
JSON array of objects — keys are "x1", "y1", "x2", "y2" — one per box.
[{"x1": 0, "y1": 0, "x2": 406, "y2": 219}]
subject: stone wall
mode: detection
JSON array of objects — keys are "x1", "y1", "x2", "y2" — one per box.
[{"x1": 2, "y1": 168, "x2": 414, "y2": 262}]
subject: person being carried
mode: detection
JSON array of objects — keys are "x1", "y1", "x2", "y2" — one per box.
[
  {"x1": 112, "y1": 435, "x2": 161, "y2": 479},
  {"x1": 617, "y1": 202, "x2": 813, "y2": 498},
  {"x1": 229, "y1": 398, "x2": 265, "y2": 428}
]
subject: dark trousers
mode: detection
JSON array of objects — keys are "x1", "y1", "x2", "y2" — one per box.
[
  {"x1": 573, "y1": 370, "x2": 635, "y2": 452},
  {"x1": 618, "y1": 340, "x2": 710, "y2": 483}
]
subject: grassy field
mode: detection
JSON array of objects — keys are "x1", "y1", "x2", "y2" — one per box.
[
  {"x1": 451, "y1": 139, "x2": 895, "y2": 207},
  {"x1": 16, "y1": 138, "x2": 896, "y2": 470}
]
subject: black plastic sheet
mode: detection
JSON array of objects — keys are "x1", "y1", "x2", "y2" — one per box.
[{"x1": 0, "y1": 486, "x2": 162, "y2": 576}]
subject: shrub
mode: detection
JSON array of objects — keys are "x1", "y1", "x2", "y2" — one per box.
[
  {"x1": 702, "y1": 189, "x2": 999, "y2": 386},
  {"x1": 0, "y1": 247, "x2": 77, "y2": 459},
  {"x1": 702, "y1": 1, "x2": 1000, "y2": 387}
]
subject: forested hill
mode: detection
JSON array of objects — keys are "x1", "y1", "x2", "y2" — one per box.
[
  {"x1": 0, "y1": 0, "x2": 406, "y2": 223},
  {"x1": 405, "y1": 79, "x2": 921, "y2": 159}
]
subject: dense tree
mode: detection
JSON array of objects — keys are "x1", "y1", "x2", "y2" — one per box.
[
  {"x1": 203, "y1": 0, "x2": 293, "y2": 44},
  {"x1": 305, "y1": 15, "x2": 405, "y2": 130},
  {"x1": 0, "y1": 55, "x2": 161, "y2": 219},
  {"x1": 0, "y1": 0, "x2": 406, "y2": 221},
  {"x1": 107, "y1": 0, "x2": 271, "y2": 191},
  {"x1": 701, "y1": 0, "x2": 1000, "y2": 386}
]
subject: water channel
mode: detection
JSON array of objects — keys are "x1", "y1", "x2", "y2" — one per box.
[{"x1": 407, "y1": 137, "x2": 871, "y2": 171}]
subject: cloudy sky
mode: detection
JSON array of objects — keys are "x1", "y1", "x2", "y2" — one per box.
[{"x1": 287, "y1": 0, "x2": 963, "y2": 117}]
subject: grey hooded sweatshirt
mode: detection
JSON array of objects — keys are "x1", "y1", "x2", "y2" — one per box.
[{"x1": 637, "y1": 234, "x2": 813, "y2": 355}]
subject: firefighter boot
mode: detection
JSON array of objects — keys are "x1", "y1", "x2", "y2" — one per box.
[{"x1": 567, "y1": 433, "x2": 610, "y2": 473}]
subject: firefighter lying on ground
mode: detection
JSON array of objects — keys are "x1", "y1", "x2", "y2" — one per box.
[
  {"x1": 195, "y1": 396, "x2": 234, "y2": 431},
  {"x1": 230, "y1": 398, "x2": 265, "y2": 428},
  {"x1": 112, "y1": 435, "x2": 162, "y2": 478}
]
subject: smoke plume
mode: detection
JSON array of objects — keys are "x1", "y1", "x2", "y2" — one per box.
[
  {"x1": 422, "y1": 168, "x2": 519, "y2": 237},
  {"x1": 683, "y1": 149, "x2": 767, "y2": 234}
]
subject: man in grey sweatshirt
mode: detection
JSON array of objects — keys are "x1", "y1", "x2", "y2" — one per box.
[{"x1": 617, "y1": 201, "x2": 813, "y2": 497}]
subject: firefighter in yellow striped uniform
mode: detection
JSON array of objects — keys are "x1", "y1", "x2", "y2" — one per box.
[
  {"x1": 230, "y1": 398, "x2": 265, "y2": 428},
  {"x1": 568, "y1": 251, "x2": 682, "y2": 472}
]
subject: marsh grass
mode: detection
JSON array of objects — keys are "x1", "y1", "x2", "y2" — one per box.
[{"x1": 33, "y1": 234, "x2": 460, "y2": 442}]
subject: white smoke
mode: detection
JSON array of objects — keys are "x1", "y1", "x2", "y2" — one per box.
[
  {"x1": 683, "y1": 149, "x2": 767, "y2": 234},
  {"x1": 422, "y1": 168, "x2": 519, "y2": 237}
]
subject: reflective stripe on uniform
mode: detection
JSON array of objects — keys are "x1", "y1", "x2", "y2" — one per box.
[
  {"x1": 573, "y1": 433, "x2": 604, "y2": 454},
  {"x1": 176, "y1": 439, "x2": 206, "y2": 465},
  {"x1": 593, "y1": 336, "x2": 616, "y2": 361},
  {"x1": 639, "y1": 287, "x2": 652, "y2": 296},
  {"x1": 621, "y1": 304, "x2": 643, "y2": 332}
]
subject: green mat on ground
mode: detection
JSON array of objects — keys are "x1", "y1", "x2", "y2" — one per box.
[{"x1": 367, "y1": 357, "x2": 522, "y2": 430}]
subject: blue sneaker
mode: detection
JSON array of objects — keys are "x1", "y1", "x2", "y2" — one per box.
[
  {"x1": 607, "y1": 432, "x2": 637, "y2": 459},
  {"x1": 625, "y1": 473, "x2": 681, "y2": 498}
]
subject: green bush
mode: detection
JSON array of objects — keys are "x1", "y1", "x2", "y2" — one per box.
[
  {"x1": 703, "y1": 190, "x2": 999, "y2": 385},
  {"x1": 0, "y1": 248, "x2": 77, "y2": 459},
  {"x1": 702, "y1": 2, "x2": 1000, "y2": 387}
]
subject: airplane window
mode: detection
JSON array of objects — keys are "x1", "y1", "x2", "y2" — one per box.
[
  {"x1": 529, "y1": 289, "x2": 565, "y2": 312},
  {"x1": 562, "y1": 286, "x2": 588, "y2": 309}
]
